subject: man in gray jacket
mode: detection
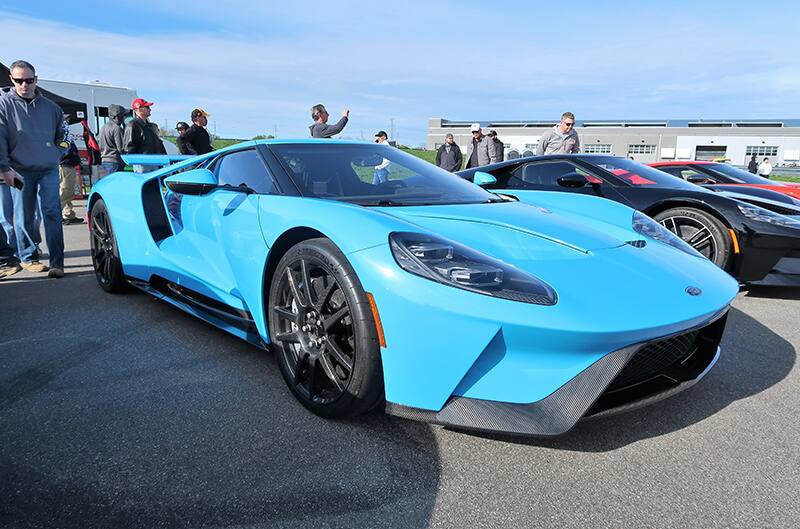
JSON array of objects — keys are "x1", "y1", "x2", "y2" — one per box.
[
  {"x1": 435, "y1": 133, "x2": 463, "y2": 172},
  {"x1": 464, "y1": 124, "x2": 497, "y2": 169},
  {"x1": 536, "y1": 112, "x2": 580, "y2": 155},
  {"x1": 0, "y1": 60, "x2": 66, "y2": 278},
  {"x1": 99, "y1": 103, "x2": 127, "y2": 176},
  {"x1": 309, "y1": 104, "x2": 349, "y2": 138}
]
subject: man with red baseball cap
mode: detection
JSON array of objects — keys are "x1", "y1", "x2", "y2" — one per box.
[{"x1": 123, "y1": 97, "x2": 166, "y2": 157}]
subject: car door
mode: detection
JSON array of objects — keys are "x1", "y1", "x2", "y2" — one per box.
[
  {"x1": 503, "y1": 160, "x2": 606, "y2": 196},
  {"x1": 160, "y1": 148, "x2": 275, "y2": 311}
]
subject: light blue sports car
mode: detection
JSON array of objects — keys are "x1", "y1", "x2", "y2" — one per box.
[{"x1": 88, "y1": 140, "x2": 738, "y2": 436}]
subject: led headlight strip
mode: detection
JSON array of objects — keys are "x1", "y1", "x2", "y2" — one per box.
[{"x1": 389, "y1": 232, "x2": 557, "y2": 305}]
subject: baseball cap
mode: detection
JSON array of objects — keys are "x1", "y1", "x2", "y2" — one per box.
[
  {"x1": 191, "y1": 108, "x2": 210, "y2": 120},
  {"x1": 470, "y1": 123, "x2": 481, "y2": 132},
  {"x1": 487, "y1": 129, "x2": 498, "y2": 136},
  {"x1": 374, "y1": 130, "x2": 388, "y2": 138},
  {"x1": 131, "y1": 98, "x2": 153, "y2": 110},
  {"x1": 175, "y1": 121, "x2": 189, "y2": 131}
]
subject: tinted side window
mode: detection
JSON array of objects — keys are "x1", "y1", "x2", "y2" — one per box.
[
  {"x1": 657, "y1": 166, "x2": 688, "y2": 178},
  {"x1": 216, "y1": 149, "x2": 274, "y2": 194},
  {"x1": 511, "y1": 161, "x2": 585, "y2": 187}
]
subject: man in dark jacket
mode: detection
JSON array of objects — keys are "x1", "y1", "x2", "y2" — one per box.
[
  {"x1": 185, "y1": 108, "x2": 213, "y2": 154},
  {"x1": 175, "y1": 122, "x2": 194, "y2": 154},
  {"x1": 124, "y1": 98, "x2": 167, "y2": 155},
  {"x1": 59, "y1": 141, "x2": 83, "y2": 224},
  {"x1": 487, "y1": 130, "x2": 505, "y2": 163},
  {"x1": 0, "y1": 60, "x2": 67, "y2": 278},
  {"x1": 99, "y1": 103, "x2": 126, "y2": 176},
  {"x1": 309, "y1": 104, "x2": 349, "y2": 138},
  {"x1": 435, "y1": 133, "x2": 463, "y2": 172},
  {"x1": 748, "y1": 154, "x2": 758, "y2": 174}
]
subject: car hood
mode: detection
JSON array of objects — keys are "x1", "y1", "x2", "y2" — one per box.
[{"x1": 378, "y1": 201, "x2": 636, "y2": 253}]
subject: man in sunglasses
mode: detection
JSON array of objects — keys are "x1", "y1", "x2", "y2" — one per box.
[
  {"x1": 185, "y1": 108, "x2": 213, "y2": 154},
  {"x1": 536, "y1": 112, "x2": 581, "y2": 155},
  {"x1": 0, "y1": 60, "x2": 67, "y2": 279}
]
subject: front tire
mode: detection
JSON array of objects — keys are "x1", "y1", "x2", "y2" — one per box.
[
  {"x1": 268, "y1": 238, "x2": 384, "y2": 418},
  {"x1": 653, "y1": 207, "x2": 732, "y2": 270},
  {"x1": 89, "y1": 199, "x2": 128, "y2": 293}
]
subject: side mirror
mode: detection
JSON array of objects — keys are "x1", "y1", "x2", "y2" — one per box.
[
  {"x1": 557, "y1": 172, "x2": 588, "y2": 188},
  {"x1": 164, "y1": 168, "x2": 217, "y2": 195},
  {"x1": 686, "y1": 175, "x2": 711, "y2": 184},
  {"x1": 473, "y1": 171, "x2": 497, "y2": 187}
]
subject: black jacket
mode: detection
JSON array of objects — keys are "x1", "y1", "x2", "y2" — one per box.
[
  {"x1": 176, "y1": 134, "x2": 195, "y2": 155},
  {"x1": 185, "y1": 124, "x2": 213, "y2": 154},
  {"x1": 123, "y1": 117, "x2": 166, "y2": 155},
  {"x1": 436, "y1": 143, "x2": 463, "y2": 172},
  {"x1": 748, "y1": 158, "x2": 758, "y2": 174}
]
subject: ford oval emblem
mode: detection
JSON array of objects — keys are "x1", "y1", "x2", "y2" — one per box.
[{"x1": 686, "y1": 286, "x2": 702, "y2": 297}]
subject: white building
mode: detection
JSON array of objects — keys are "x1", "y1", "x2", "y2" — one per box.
[{"x1": 428, "y1": 118, "x2": 800, "y2": 166}]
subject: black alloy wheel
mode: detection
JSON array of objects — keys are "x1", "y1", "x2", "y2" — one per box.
[
  {"x1": 653, "y1": 207, "x2": 732, "y2": 270},
  {"x1": 89, "y1": 199, "x2": 128, "y2": 293},
  {"x1": 268, "y1": 238, "x2": 383, "y2": 418}
]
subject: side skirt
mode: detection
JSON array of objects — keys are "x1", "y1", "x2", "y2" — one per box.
[{"x1": 126, "y1": 275, "x2": 268, "y2": 350}]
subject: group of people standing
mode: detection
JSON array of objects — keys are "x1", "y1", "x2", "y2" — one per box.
[
  {"x1": 747, "y1": 154, "x2": 773, "y2": 178},
  {"x1": 435, "y1": 112, "x2": 580, "y2": 172}
]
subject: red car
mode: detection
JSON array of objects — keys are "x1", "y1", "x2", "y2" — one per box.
[{"x1": 649, "y1": 161, "x2": 800, "y2": 201}]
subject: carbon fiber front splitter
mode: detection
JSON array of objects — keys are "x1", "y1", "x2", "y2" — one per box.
[{"x1": 385, "y1": 311, "x2": 727, "y2": 437}]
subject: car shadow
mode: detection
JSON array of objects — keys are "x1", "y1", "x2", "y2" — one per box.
[
  {"x1": 456, "y1": 307, "x2": 795, "y2": 451},
  {"x1": 742, "y1": 285, "x2": 800, "y2": 301},
  {"x1": 0, "y1": 275, "x2": 441, "y2": 529}
]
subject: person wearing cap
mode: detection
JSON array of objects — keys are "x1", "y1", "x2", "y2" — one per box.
[
  {"x1": 309, "y1": 104, "x2": 349, "y2": 138},
  {"x1": 487, "y1": 130, "x2": 505, "y2": 163},
  {"x1": 464, "y1": 124, "x2": 498, "y2": 169},
  {"x1": 536, "y1": 112, "x2": 580, "y2": 155},
  {"x1": 372, "y1": 131, "x2": 391, "y2": 184},
  {"x1": 175, "y1": 122, "x2": 195, "y2": 155},
  {"x1": 123, "y1": 97, "x2": 167, "y2": 156},
  {"x1": 99, "y1": 104, "x2": 127, "y2": 177},
  {"x1": 435, "y1": 133, "x2": 463, "y2": 172},
  {"x1": 185, "y1": 108, "x2": 213, "y2": 154}
]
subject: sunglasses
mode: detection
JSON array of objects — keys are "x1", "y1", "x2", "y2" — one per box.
[
  {"x1": 12, "y1": 77, "x2": 36, "y2": 85},
  {"x1": 563, "y1": 122, "x2": 575, "y2": 127}
]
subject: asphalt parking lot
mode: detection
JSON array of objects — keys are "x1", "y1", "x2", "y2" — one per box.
[{"x1": 1, "y1": 201, "x2": 798, "y2": 529}]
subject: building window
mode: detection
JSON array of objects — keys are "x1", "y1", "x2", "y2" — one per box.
[
  {"x1": 524, "y1": 143, "x2": 538, "y2": 150},
  {"x1": 627, "y1": 144, "x2": 656, "y2": 155},
  {"x1": 584, "y1": 144, "x2": 612, "y2": 154},
  {"x1": 434, "y1": 143, "x2": 443, "y2": 150},
  {"x1": 745, "y1": 145, "x2": 779, "y2": 157}
]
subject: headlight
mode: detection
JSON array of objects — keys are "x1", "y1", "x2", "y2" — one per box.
[
  {"x1": 632, "y1": 211, "x2": 705, "y2": 258},
  {"x1": 389, "y1": 232, "x2": 557, "y2": 305},
  {"x1": 737, "y1": 204, "x2": 800, "y2": 229}
]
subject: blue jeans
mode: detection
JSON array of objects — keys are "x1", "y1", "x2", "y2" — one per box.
[
  {"x1": 0, "y1": 183, "x2": 33, "y2": 265},
  {"x1": 19, "y1": 168, "x2": 64, "y2": 268},
  {"x1": 101, "y1": 161, "x2": 120, "y2": 179},
  {"x1": 372, "y1": 168, "x2": 389, "y2": 185}
]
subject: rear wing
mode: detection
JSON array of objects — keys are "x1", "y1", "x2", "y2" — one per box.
[{"x1": 122, "y1": 154, "x2": 195, "y2": 170}]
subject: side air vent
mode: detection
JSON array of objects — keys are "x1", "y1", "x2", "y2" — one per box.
[{"x1": 626, "y1": 240, "x2": 647, "y2": 248}]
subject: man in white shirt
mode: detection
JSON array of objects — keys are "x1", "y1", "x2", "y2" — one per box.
[
  {"x1": 757, "y1": 157, "x2": 773, "y2": 178},
  {"x1": 373, "y1": 130, "x2": 391, "y2": 184}
]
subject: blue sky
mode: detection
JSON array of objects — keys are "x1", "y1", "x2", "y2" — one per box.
[{"x1": 2, "y1": 1, "x2": 798, "y2": 146}]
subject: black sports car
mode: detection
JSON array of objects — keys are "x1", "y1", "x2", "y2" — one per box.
[{"x1": 457, "y1": 155, "x2": 800, "y2": 286}]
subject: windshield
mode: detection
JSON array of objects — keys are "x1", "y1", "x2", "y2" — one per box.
[
  {"x1": 591, "y1": 157, "x2": 701, "y2": 189},
  {"x1": 270, "y1": 143, "x2": 497, "y2": 206},
  {"x1": 704, "y1": 163, "x2": 787, "y2": 186}
]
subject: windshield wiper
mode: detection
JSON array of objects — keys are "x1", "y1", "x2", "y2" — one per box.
[{"x1": 358, "y1": 199, "x2": 405, "y2": 207}]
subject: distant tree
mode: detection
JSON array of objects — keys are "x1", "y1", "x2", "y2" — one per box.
[{"x1": 251, "y1": 134, "x2": 275, "y2": 140}]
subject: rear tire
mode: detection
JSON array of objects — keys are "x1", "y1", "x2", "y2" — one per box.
[
  {"x1": 653, "y1": 207, "x2": 732, "y2": 270},
  {"x1": 268, "y1": 238, "x2": 384, "y2": 419},
  {"x1": 89, "y1": 199, "x2": 129, "y2": 293}
]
